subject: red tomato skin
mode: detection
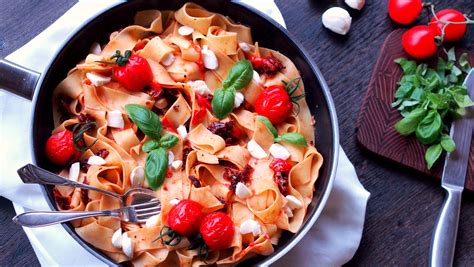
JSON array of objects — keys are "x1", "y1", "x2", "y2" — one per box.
[
  {"x1": 388, "y1": 0, "x2": 423, "y2": 25},
  {"x1": 199, "y1": 212, "x2": 235, "y2": 251},
  {"x1": 45, "y1": 130, "x2": 81, "y2": 166},
  {"x1": 429, "y1": 9, "x2": 467, "y2": 42},
  {"x1": 114, "y1": 55, "x2": 153, "y2": 92},
  {"x1": 167, "y1": 200, "x2": 203, "y2": 237},
  {"x1": 255, "y1": 85, "x2": 292, "y2": 125},
  {"x1": 402, "y1": 26, "x2": 438, "y2": 59},
  {"x1": 269, "y1": 159, "x2": 292, "y2": 173}
]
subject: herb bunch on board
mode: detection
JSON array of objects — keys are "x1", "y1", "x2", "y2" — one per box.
[{"x1": 392, "y1": 48, "x2": 473, "y2": 169}]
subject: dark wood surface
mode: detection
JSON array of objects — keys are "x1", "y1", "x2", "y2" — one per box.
[{"x1": 0, "y1": 0, "x2": 473, "y2": 266}]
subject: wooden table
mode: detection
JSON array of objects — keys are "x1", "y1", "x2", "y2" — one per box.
[{"x1": 1, "y1": 0, "x2": 473, "y2": 265}]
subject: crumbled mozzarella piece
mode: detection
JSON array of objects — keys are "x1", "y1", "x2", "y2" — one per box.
[
  {"x1": 145, "y1": 214, "x2": 160, "y2": 228},
  {"x1": 345, "y1": 0, "x2": 365, "y2": 10},
  {"x1": 252, "y1": 70, "x2": 261, "y2": 84},
  {"x1": 170, "y1": 198, "x2": 180, "y2": 206},
  {"x1": 238, "y1": 42, "x2": 251, "y2": 52},
  {"x1": 269, "y1": 143, "x2": 291, "y2": 160},
  {"x1": 240, "y1": 219, "x2": 261, "y2": 236},
  {"x1": 178, "y1": 25, "x2": 194, "y2": 36},
  {"x1": 161, "y1": 53, "x2": 176, "y2": 66},
  {"x1": 86, "y1": 72, "x2": 111, "y2": 87},
  {"x1": 111, "y1": 228, "x2": 122, "y2": 249},
  {"x1": 90, "y1": 42, "x2": 102, "y2": 55},
  {"x1": 177, "y1": 125, "x2": 188, "y2": 139},
  {"x1": 286, "y1": 195, "x2": 303, "y2": 209},
  {"x1": 284, "y1": 206, "x2": 294, "y2": 218},
  {"x1": 201, "y1": 46, "x2": 219, "y2": 70},
  {"x1": 235, "y1": 182, "x2": 252, "y2": 199},
  {"x1": 234, "y1": 92, "x2": 245, "y2": 108},
  {"x1": 247, "y1": 139, "x2": 267, "y2": 159},
  {"x1": 87, "y1": 155, "x2": 106, "y2": 166},
  {"x1": 69, "y1": 162, "x2": 80, "y2": 182},
  {"x1": 322, "y1": 7, "x2": 352, "y2": 35},
  {"x1": 187, "y1": 80, "x2": 211, "y2": 96},
  {"x1": 121, "y1": 232, "x2": 134, "y2": 258},
  {"x1": 171, "y1": 160, "x2": 183, "y2": 171},
  {"x1": 168, "y1": 151, "x2": 175, "y2": 165},
  {"x1": 130, "y1": 165, "x2": 145, "y2": 188},
  {"x1": 106, "y1": 110, "x2": 124, "y2": 129}
]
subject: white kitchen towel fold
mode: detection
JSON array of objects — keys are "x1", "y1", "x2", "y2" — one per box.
[{"x1": 0, "y1": 0, "x2": 370, "y2": 266}]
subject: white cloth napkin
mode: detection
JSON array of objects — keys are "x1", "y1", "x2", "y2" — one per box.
[{"x1": 0, "y1": 0, "x2": 370, "y2": 266}]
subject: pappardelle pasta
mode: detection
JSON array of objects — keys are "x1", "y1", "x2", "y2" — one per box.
[{"x1": 46, "y1": 3, "x2": 323, "y2": 265}]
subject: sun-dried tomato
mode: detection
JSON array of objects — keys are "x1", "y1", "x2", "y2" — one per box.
[
  {"x1": 53, "y1": 187, "x2": 71, "y2": 210},
  {"x1": 223, "y1": 165, "x2": 253, "y2": 192},
  {"x1": 274, "y1": 171, "x2": 289, "y2": 196},
  {"x1": 247, "y1": 53, "x2": 285, "y2": 76},
  {"x1": 188, "y1": 175, "x2": 202, "y2": 188},
  {"x1": 207, "y1": 121, "x2": 241, "y2": 145},
  {"x1": 95, "y1": 149, "x2": 109, "y2": 159}
]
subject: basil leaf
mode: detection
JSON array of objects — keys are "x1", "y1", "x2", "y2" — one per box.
[
  {"x1": 395, "y1": 83, "x2": 413, "y2": 98},
  {"x1": 125, "y1": 104, "x2": 162, "y2": 140},
  {"x1": 394, "y1": 58, "x2": 416, "y2": 75},
  {"x1": 453, "y1": 93, "x2": 474, "y2": 108},
  {"x1": 256, "y1": 115, "x2": 278, "y2": 138},
  {"x1": 415, "y1": 110, "x2": 442, "y2": 144},
  {"x1": 212, "y1": 88, "x2": 236, "y2": 119},
  {"x1": 142, "y1": 140, "x2": 160, "y2": 152},
  {"x1": 459, "y1": 53, "x2": 471, "y2": 73},
  {"x1": 145, "y1": 148, "x2": 168, "y2": 190},
  {"x1": 394, "y1": 108, "x2": 427, "y2": 135},
  {"x1": 447, "y1": 47, "x2": 456, "y2": 63},
  {"x1": 425, "y1": 143, "x2": 442, "y2": 170},
  {"x1": 222, "y1": 60, "x2": 253, "y2": 91},
  {"x1": 159, "y1": 134, "x2": 179, "y2": 149},
  {"x1": 440, "y1": 134, "x2": 456, "y2": 153},
  {"x1": 276, "y1": 133, "x2": 308, "y2": 146}
]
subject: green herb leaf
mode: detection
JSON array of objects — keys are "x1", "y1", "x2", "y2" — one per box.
[
  {"x1": 212, "y1": 88, "x2": 236, "y2": 119},
  {"x1": 125, "y1": 104, "x2": 162, "y2": 140},
  {"x1": 459, "y1": 53, "x2": 471, "y2": 73},
  {"x1": 447, "y1": 48, "x2": 456, "y2": 62},
  {"x1": 159, "y1": 134, "x2": 179, "y2": 149},
  {"x1": 275, "y1": 133, "x2": 308, "y2": 146},
  {"x1": 256, "y1": 115, "x2": 278, "y2": 138},
  {"x1": 425, "y1": 143, "x2": 443, "y2": 170},
  {"x1": 415, "y1": 110, "x2": 442, "y2": 144},
  {"x1": 395, "y1": 58, "x2": 416, "y2": 75},
  {"x1": 222, "y1": 60, "x2": 253, "y2": 91},
  {"x1": 440, "y1": 134, "x2": 456, "y2": 153},
  {"x1": 394, "y1": 108, "x2": 427, "y2": 135},
  {"x1": 145, "y1": 148, "x2": 168, "y2": 190},
  {"x1": 142, "y1": 140, "x2": 160, "y2": 152},
  {"x1": 453, "y1": 93, "x2": 474, "y2": 108}
]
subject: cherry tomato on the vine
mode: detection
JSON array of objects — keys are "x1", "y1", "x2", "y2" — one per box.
[
  {"x1": 388, "y1": 0, "x2": 423, "y2": 25},
  {"x1": 199, "y1": 212, "x2": 234, "y2": 250},
  {"x1": 167, "y1": 200, "x2": 203, "y2": 237},
  {"x1": 402, "y1": 25, "x2": 438, "y2": 59},
  {"x1": 45, "y1": 130, "x2": 81, "y2": 166},
  {"x1": 255, "y1": 85, "x2": 293, "y2": 125},
  {"x1": 429, "y1": 9, "x2": 467, "y2": 42},
  {"x1": 114, "y1": 54, "x2": 153, "y2": 92}
]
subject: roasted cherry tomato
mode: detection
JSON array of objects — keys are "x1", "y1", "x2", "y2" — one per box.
[
  {"x1": 167, "y1": 200, "x2": 203, "y2": 237},
  {"x1": 388, "y1": 0, "x2": 423, "y2": 25},
  {"x1": 199, "y1": 212, "x2": 234, "y2": 250},
  {"x1": 429, "y1": 9, "x2": 467, "y2": 42},
  {"x1": 402, "y1": 25, "x2": 438, "y2": 59},
  {"x1": 45, "y1": 130, "x2": 81, "y2": 166},
  {"x1": 247, "y1": 54, "x2": 284, "y2": 76},
  {"x1": 113, "y1": 54, "x2": 153, "y2": 92},
  {"x1": 255, "y1": 85, "x2": 292, "y2": 124},
  {"x1": 269, "y1": 159, "x2": 292, "y2": 173}
]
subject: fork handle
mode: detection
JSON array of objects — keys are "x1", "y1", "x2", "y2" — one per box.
[
  {"x1": 429, "y1": 186, "x2": 462, "y2": 267},
  {"x1": 17, "y1": 164, "x2": 121, "y2": 199},
  {"x1": 13, "y1": 209, "x2": 121, "y2": 227}
]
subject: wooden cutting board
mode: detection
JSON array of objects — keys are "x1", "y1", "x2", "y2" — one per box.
[{"x1": 356, "y1": 29, "x2": 474, "y2": 191}]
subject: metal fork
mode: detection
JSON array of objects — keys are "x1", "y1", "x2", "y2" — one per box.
[{"x1": 12, "y1": 198, "x2": 161, "y2": 227}]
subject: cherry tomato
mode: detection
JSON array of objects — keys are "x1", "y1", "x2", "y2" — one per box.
[
  {"x1": 45, "y1": 130, "x2": 81, "y2": 166},
  {"x1": 429, "y1": 9, "x2": 467, "y2": 42},
  {"x1": 269, "y1": 159, "x2": 292, "y2": 173},
  {"x1": 255, "y1": 85, "x2": 292, "y2": 124},
  {"x1": 167, "y1": 200, "x2": 203, "y2": 237},
  {"x1": 247, "y1": 54, "x2": 284, "y2": 76},
  {"x1": 388, "y1": 0, "x2": 423, "y2": 25},
  {"x1": 402, "y1": 25, "x2": 438, "y2": 59},
  {"x1": 114, "y1": 54, "x2": 153, "y2": 92},
  {"x1": 199, "y1": 212, "x2": 234, "y2": 250}
]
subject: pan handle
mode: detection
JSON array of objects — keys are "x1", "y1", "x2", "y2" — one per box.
[{"x1": 0, "y1": 59, "x2": 40, "y2": 100}]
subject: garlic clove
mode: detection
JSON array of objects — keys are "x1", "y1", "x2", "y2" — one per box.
[
  {"x1": 177, "y1": 125, "x2": 188, "y2": 139},
  {"x1": 69, "y1": 162, "x2": 80, "y2": 182},
  {"x1": 111, "y1": 228, "x2": 122, "y2": 249},
  {"x1": 247, "y1": 139, "x2": 267, "y2": 159},
  {"x1": 286, "y1": 195, "x2": 303, "y2": 210},
  {"x1": 345, "y1": 0, "x2": 365, "y2": 10},
  {"x1": 87, "y1": 155, "x2": 106, "y2": 166},
  {"x1": 252, "y1": 70, "x2": 261, "y2": 84},
  {"x1": 202, "y1": 48, "x2": 219, "y2": 70},
  {"x1": 130, "y1": 165, "x2": 145, "y2": 188},
  {"x1": 161, "y1": 53, "x2": 176, "y2": 66},
  {"x1": 234, "y1": 92, "x2": 245, "y2": 108},
  {"x1": 90, "y1": 42, "x2": 102, "y2": 55},
  {"x1": 235, "y1": 182, "x2": 252, "y2": 200},
  {"x1": 171, "y1": 160, "x2": 183, "y2": 171},
  {"x1": 121, "y1": 233, "x2": 134, "y2": 258},
  {"x1": 322, "y1": 7, "x2": 352, "y2": 35},
  {"x1": 269, "y1": 143, "x2": 291, "y2": 160},
  {"x1": 145, "y1": 214, "x2": 160, "y2": 228},
  {"x1": 168, "y1": 151, "x2": 175, "y2": 165},
  {"x1": 178, "y1": 25, "x2": 194, "y2": 36},
  {"x1": 86, "y1": 72, "x2": 111, "y2": 87},
  {"x1": 170, "y1": 198, "x2": 180, "y2": 206},
  {"x1": 238, "y1": 42, "x2": 251, "y2": 52},
  {"x1": 106, "y1": 110, "x2": 124, "y2": 129},
  {"x1": 239, "y1": 219, "x2": 261, "y2": 236}
]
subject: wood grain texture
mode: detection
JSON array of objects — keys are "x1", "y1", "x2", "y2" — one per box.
[
  {"x1": 356, "y1": 29, "x2": 474, "y2": 191},
  {"x1": 0, "y1": 0, "x2": 473, "y2": 266}
]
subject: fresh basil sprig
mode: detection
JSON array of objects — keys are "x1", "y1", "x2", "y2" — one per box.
[
  {"x1": 125, "y1": 104, "x2": 179, "y2": 190},
  {"x1": 212, "y1": 60, "x2": 253, "y2": 119},
  {"x1": 258, "y1": 115, "x2": 308, "y2": 147},
  {"x1": 392, "y1": 48, "x2": 474, "y2": 169}
]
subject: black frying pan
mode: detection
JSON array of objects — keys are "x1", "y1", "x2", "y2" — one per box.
[{"x1": 0, "y1": 0, "x2": 339, "y2": 265}]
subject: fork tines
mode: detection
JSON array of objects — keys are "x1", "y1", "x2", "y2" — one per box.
[{"x1": 131, "y1": 199, "x2": 161, "y2": 223}]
